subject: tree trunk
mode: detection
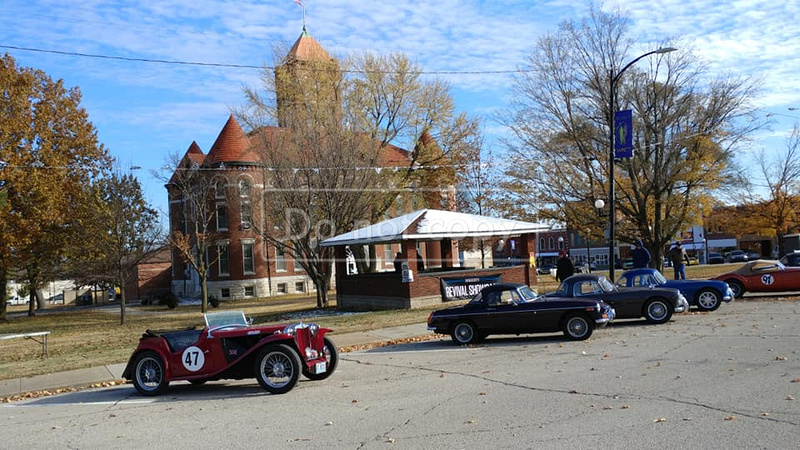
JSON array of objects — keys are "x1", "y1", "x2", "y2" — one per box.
[
  {"x1": 200, "y1": 273, "x2": 208, "y2": 313},
  {"x1": 0, "y1": 273, "x2": 8, "y2": 322},
  {"x1": 119, "y1": 268, "x2": 127, "y2": 325}
]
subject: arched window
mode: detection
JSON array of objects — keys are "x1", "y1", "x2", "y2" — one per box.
[
  {"x1": 548, "y1": 237, "x2": 554, "y2": 249},
  {"x1": 214, "y1": 181, "x2": 225, "y2": 199},
  {"x1": 239, "y1": 179, "x2": 251, "y2": 198},
  {"x1": 539, "y1": 238, "x2": 545, "y2": 250}
]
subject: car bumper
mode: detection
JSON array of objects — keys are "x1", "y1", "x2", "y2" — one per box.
[
  {"x1": 723, "y1": 288, "x2": 734, "y2": 302},
  {"x1": 595, "y1": 308, "x2": 615, "y2": 326},
  {"x1": 675, "y1": 295, "x2": 689, "y2": 313}
]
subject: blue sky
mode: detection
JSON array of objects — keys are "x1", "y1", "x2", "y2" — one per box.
[{"x1": 2, "y1": 0, "x2": 799, "y2": 221}]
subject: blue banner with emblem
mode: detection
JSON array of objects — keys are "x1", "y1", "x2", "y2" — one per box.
[
  {"x1": 614, "y1": 109, "x2": 633, "y2": 159},
  {"x1": 440, "y1": 275, "x2": 502, "y2": 302}
]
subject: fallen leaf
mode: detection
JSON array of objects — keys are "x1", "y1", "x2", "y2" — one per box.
[
  {"x1": 762, "y1": 412, "x2": 770, "y2": 417},
  {"x1": 725, "y1": 416, "x2": 736, "y2": 421},
  {"x1": 775, "y1": 356, "x2": 788, "y2": 361},
  {"x1": 479, "y1": 392, "x2": 487, "y2": 396},
  {"x1": 465, "y1": 419, "x2": 476, "y2": 424},
  {"x1": 569, "y1": 389, "x2": 579, "y2": 394},
  {"x1": 387, "y1": 438, "x2": 396, "y2": 443},
  {"x1": 602, "y1": 406, "x2": 613, "y2": 410},
  {"x1": 653, "y1": 418, "x2": 667, "y2": 423},
  {"x1": 621, "y1": 405, "x2": 631, "y2": 409},
  {"x1": 351, "y1": 399, "x2": 358, "y2": 403},
  {"x1": 787, "y1": 395, "x2": 795, "y2": 401},
  {"x1": 440, "y1": 373, "x2": 446, "y2": 378},
  {"x1": 791, "y1": 378, "x2": 800, "y2": 383},
  {"x1": 324, "y1": 421, "x2": 333, "y2": 426}
]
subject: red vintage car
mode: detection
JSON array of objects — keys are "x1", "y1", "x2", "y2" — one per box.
[
  {"x1": 713, "y1": 260, "x2": 800, "y2": 298},
  {"x1": 122, "y1": 311, "x2": 337, "y2": 396}
]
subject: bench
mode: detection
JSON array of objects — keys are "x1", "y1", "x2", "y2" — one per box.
[{"x1": 0, "y1": 331, "x2": 51, "y2": 357}]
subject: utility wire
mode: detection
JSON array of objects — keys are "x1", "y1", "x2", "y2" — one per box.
[{"x1": 0, "y1": 44, "x2": 528, "y2": 75}]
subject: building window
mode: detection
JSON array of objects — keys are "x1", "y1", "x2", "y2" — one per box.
[
  {"x1": 218, "y1": 244, "x2": 229, "y2": 276},
  {"x1": 539, "y1": 238, "x2": 545, "y2": 251},
  {"x1": 215, "y1": 181, "x2": 225, "y2": 199},
  {"x1": 276, "y1": 246, "x2": 286, "y2": 271},
  {"x1": 295, "y1": 281, "x2": 305, "y2": 292},
  {"x1": 244, "y1": 286, "x2": 255, "y2": 297},
  {"x1": 220, "y1": 287, "x2": 230, "y2": 298},
  {"x1": 384, "y1": 244, "x2": 394, "y2": 266},
  {"x1": 277, "y1": 283, "x2": 287, "y2": 294},
  {"x1": 240, "y1": 201, "x2": 252, "y2": 228},
  {"x1": 239, "y1": 179, "x2": 251, "y2": 198},
  {"x1": 242, "y1": 242, "x2": 255, "y2": 274},
  {"x1": 548, "y1": 237, "x2": 554, "y2": 249},
  {"x1": 558, "y1": 237, "x2": 565, "y2": 250},
  {"x1": 216, "y1": 204, "x2": 227, "y2": 230}
]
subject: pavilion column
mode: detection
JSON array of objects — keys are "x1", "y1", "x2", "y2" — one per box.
[
  {"x1": 425, "y1": 241, "x2": 441, "y2": 269},
  {"x1": 401, "y1": 240, "x2": 419, "y2": 277},
  {"x1": 333, "y1": 246, "x2": 347, "y2": 303},
  {"x1": 518, "y1": 234, "x2": 537, "y2": 287},
  {"x1": 440, "y1": 238, "x2": 458, "y2": 268}
]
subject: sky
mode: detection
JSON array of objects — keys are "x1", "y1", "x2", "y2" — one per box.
[{"x1": 2, "y1": 0, "x2": 799, "y2": 222}]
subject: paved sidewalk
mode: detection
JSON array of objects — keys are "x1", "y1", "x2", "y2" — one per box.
[{"x1": 0, "y1": 322, "x2": 433, "y2": 398}]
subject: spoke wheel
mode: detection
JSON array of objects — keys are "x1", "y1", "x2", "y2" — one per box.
[
  {"x1": 562, "y1": 314, "x2": 594, "y2": 341},
  {"x1": 644, "y1": 298, "x2": 673, "y2": 324},
  {"x1": 302, "y1": 337, "x2": 339, "y2": 381},
  {"x1": 132, "y1": 351, "x2": 169, "y2": 396},
  {"x1": 696, "y1": 288, "x2": 722, "y2": 311},
  {"x1": 254, "y1": 344, "x2": 301, "y2": 394},
  {"x1": 450, "y1": 321, "x2": 479, "y2": 345}
]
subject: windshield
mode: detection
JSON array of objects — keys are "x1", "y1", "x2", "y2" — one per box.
[
  {"x1": 204, "y1": 311, "x2": 248, "y2": 328},
  {"x1": 598, "y1": 277, "x2": 616, "y2": 293},
  {"x1": 518, "y1": 286, "x2": 539, "y2": 302},
  {"x1": 653, "y1": 271, "x2": 668, "y2": 284}
]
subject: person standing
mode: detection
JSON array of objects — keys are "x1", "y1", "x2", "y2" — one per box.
[
  {"x1": 669, "y1": 241, "x2": 689, "y2": 280},
  {"x1": 556, "y1": 250, "x2": 574, "y2": 282},
  {"x1": 631, "y1": 239, "x2": 651, "y2": 269}
]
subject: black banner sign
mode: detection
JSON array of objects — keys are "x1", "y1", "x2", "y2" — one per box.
[{"x1": 440, "y1": 275, "x2": 502, "y2": 302}]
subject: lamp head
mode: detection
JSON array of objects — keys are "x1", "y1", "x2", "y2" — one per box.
[{"x1": 594, "y1": 199, "x2": 605, "y2": 209}]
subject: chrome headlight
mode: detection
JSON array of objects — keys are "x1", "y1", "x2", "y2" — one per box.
[{"x1": 309, "y1": 323, "x2": 319, "y2": 336}]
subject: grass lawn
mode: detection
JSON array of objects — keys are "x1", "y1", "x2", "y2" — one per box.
[{"x1": 0, "y1": 263, "x2": 737, "y2": 381}]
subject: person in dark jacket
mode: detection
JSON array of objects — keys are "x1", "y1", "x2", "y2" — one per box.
[
  {"x1": 631, "y1": 239, "x2": 651, "y2": 268},
  {"x1": 556, "y1": 250, "x2": 574, "y2": 282}
]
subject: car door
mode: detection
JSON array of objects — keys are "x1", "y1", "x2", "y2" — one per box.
[{"x1": 481, "y1": 289, "x2": 528, "y2": 333}]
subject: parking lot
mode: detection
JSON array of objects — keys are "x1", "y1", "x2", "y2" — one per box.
[{"x1": 3, "y1": 297, "x2": 799, "y2": 449}]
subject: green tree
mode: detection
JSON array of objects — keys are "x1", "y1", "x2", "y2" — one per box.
[
  {"x1": 497, "y1": 7, "x2": 759, "y2": 269},
  {"x1": 89, "y1": 170, "x2": 162, "y2": 324},
  {"x1": 0, "y1": 53, "x2": 111, "y2": 320}
]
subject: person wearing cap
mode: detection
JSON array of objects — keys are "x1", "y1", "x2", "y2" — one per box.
[
  {"x1": 668, "y1": 241, "x2": 689, "y2": 280},
  {"x1": 631, "y1": 239, "x2": 651, "y2": 269},
  {"x1": 555, "y1": 249, "x2": 574, "y2": 282}
]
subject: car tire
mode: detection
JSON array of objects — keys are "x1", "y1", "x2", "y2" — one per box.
[
  {"x1": 562, "y1": 314, "x2": 594, "y2": 341},
  {"x1": 302, "y1": 337, "x2": 338, "y2": 381},
  {"x1": 726, "y1": 280, "x2": 745, "y2": 299},
  {"x1": 132, "y1": 351, "x2": 169, "y2": 396},
  {"x1": 450, "y1": 321, "x2": 480, "y2": 345},
  {"x1": 695, "y1": 288, "x2": 722, "y2": 311},
  {"x1": 644, "y1": 298, "x2": 673, "y2": 324},
  {"x1": 254, "y1": 344, "x2": 302, "y2": 394}
]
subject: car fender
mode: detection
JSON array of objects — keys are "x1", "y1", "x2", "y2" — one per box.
[{"x1": 122, "y1": 338, "x2": 173, "y2": 381}]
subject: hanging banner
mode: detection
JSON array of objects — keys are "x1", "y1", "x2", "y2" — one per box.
[
  {"x1": 614, "y1": 109, "x2": 633, "y2": 159},
  {"x1": 440, "y1": 275, "x2": 502, "y2": 302}
]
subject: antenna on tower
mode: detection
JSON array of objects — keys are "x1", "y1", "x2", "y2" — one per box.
[{"x1": 293, "y1": 0, "x2": 306, "y2": 29}]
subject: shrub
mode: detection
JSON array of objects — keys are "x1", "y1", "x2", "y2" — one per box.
[
  {"x1": 209, "y1": 295, "x2": 220, "y2": 308},
  {"x1": 159, "y1": 292, "x2": 179, "y2": 309}
]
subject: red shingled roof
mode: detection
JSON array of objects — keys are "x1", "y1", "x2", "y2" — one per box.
[
  {"x1": 286, "y1": 29, "x2": 332, "y2": 63},
  {"x1": 169, "y1": 141, "x2": 205, "y2": 183},
  {"x1": 203, "y1": 115, "x2": 259, "y2": 166}
]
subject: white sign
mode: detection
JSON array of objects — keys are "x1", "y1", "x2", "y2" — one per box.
[
  {"x1": 182, "y1": 346, "x2": 205, "y2": 372},
  {"x1": 401, "y1": 261, "x2": 414, "y2": 283},
  {"x1": 761, "y1": 274, "x2": 774, "y2": 286}
]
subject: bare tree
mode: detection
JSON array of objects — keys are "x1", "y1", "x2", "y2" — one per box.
[
  {"x1": 160, "y1": 154, "x2": 221, "y2": 312},
  {"x1": 238, "y1": 46, "x2": 480, "y2": 307},
  {"x1": 497, "y1": 7, "x2": 760, "y2": 269}
]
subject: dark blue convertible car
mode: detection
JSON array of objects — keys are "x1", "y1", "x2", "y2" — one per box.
[{"x1": 616, "y1": 268, "x2": 733, "y2": 311}]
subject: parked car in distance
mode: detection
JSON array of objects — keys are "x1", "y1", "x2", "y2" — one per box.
[
  {"x1": 616, "y1": 268, "x2": 733, "y2": 311},
  {"x1": 713, "y1": 260, "x2": 800, "y2": 298},
  {"x1": 427, "y1": 283, "x2": 615, "y2": 344},
  {"x1": 123, "y1": 311, "x2": 337, "y2": 396},
  {"x1": 747, "y1": 252, "x2": 762, "y2": 261},
  {"x1": 707, "y1": 252, "x2": 724, "y2": 264},
  {"x1": 547, "y1": 274, "x2": 688, "y2": 324},
  {"x1": 780, "y1": 250, "x2": 800, "y2": 267},
  {"x1": 726, "y1": 250, "x2": 748, "y2": 263},
  {"x1": 686, "y1": 255, "x2": 700, "y2": 266},
  {"x1": 537, "y1": 264, "x2": 555, "y2": 275}
]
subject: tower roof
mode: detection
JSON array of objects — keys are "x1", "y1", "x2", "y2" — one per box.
[
  {"x1": 169, "y1": 141, "x2": 205, "y2": 183},
  {"x1": 204, "y1": 115, "x2": 259, "y2": 166},
  {"x1": 286, "y1": 28, "x2": 332, "y2": 63}
]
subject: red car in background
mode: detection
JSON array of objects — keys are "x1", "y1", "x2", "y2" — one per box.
[
  {"x1": 713, "y1": 260, "x2": 800, "y2": 298},
  {"x1": 123, "y1": 311, "x2": 337, "y2": 396}
]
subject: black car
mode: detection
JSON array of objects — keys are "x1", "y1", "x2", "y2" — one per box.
[
  {"x1": 427, "y1": 283, "x2": 615, "y2": 345},
  {"x1": 707, "y1": 252, "x2": 724, "y2": 264},
  {"x1": 726, "y1": 250, "x2": 748, "y2": 263},
  {"x1": 547, "y1": 274, "x2": 688, "y2": 324}
]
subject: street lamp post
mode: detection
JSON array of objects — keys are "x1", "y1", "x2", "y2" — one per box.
[
  {"x1": 585, "y1": 228, "x2": 591, "y2": 273},
  {"x1": 607, "y1": 47, "x2": 677, "y2": 281}
]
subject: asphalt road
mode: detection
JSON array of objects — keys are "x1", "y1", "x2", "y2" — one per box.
[{"x1": 3, "y1": 297, "x2": 799, "y2": 449}]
